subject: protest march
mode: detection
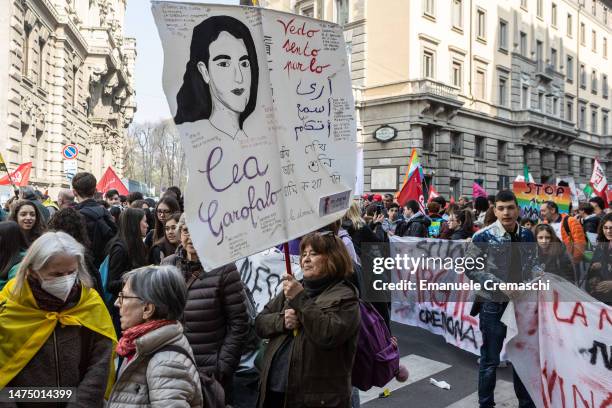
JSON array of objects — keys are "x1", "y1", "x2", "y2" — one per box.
[{"x1": 0, "y1": 2, "x2": 610, "y2": 408}]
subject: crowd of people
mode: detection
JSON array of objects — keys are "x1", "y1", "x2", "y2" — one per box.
[{"x1": 0, "y1": 173, "x2": 610, "y2": 407}]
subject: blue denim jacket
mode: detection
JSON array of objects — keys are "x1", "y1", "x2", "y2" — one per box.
[{"x1": 465, "y1": 220, "x2": 535, "y2": 299}]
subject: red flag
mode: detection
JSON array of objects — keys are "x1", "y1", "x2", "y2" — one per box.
[
  {"x1": 0, "y1": 162, "x2": 32, "y2": 187},
  {"x1": 427, "y1": 185, "x2": 440, "y2": 203},
  {"x1": 472, "y1": 182, "x2": 487, "y2": 198},
  {"x1": 96, "y1": 166, "x2": 128, "y2": 195},
  {"x1": 396, "y1": 170, "x2": 425, "y2": 212}
]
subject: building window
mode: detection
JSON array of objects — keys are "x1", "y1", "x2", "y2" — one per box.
[
  {"x1": 550, "y1": 48, "x2": 557, "y2": 69},
  {"x1": 475, "y1": 69, "x2": 486, "y2": 99},
  {"x1": 520, "y1": 31, "x2": 528, "y2": 56},
  {"x1": 475, "y1": 136, "x2": 485, "y2": 159},
  {"x1": 477, "y1": 8, "x2": 486, "y2": 40},
  {"x1": 497, "y1": 141, "x2": 507, "y2": 162},
  {"x1": 579, "y1": 104, "x2": 586, "y2": 129},
  {"x1": 452, "y1": 60, "x2": 462, "y2": 89},
  {"x1": 536, "y1": 40, "x2": 543, "y2": 70},
  {"x1": 452, "y1": 0, "x2": 463, "y2": 28},
  {"x1": 497, "y1": 175, "x2": 510, "y2": 191},
  {"x1": 567, "y1": 13, "x2": 573, "y2": 37},
  {"x1": 521, "y1": 0, "x2": 527, "y2": 9},
  {"x1": 580, "y1": 157, "x2": 586, "y2": 176},
  {"x1": 521, "y1": 84, "x2": 529, "y2": 109},
  {"x1": 498, "y1": 75, "x2": 507, "y2": 106},
  {"x1": 38, "y1": 40, "x2": 45, "y2": 86},
  {"x1": 566, "y1": 55, "x2": 574, "y2": 82},
  {"x1": 592, "y1": 108, "x2": 598, "y2": 134},
  {"x1": 605, "y1": 7, "x2": 609, "y2": 25},
  {"x1": 592, "y1": 30, "x2": 597, "y2": 52},
  {"x1": 423, "y1": 127, "x2": 435, "y2": 152},
  {"x1": 537, "y1": 0, "x2": 543, "y2": 18},
  {"x1": 72, "y1": 66, "x2": 78, "y2": 107},
  {"x1": 580, "y1": 23, "x2": 586, "y2": 45},
  {"x1": 22, "y1": 24, "x2": 31, "y2": 76},
  {"x1": 335, "y1": 0, "x2": 349, "y2": 25},
  {"x1": 603, "y1": 74, "x2": 609, "y2": 98},
  {"x1": 603, "y1": 112, "x2": 609, "y2": 136},
  {"x1": 592, "y1": 1, "x2": 597, "y2": 16},
  {"x1": 450, "y1": 178, "x2": 461, "y2": 200},
  {"x1": 553, "y1": 97, "x2": 559, "y2": 116},
  {"x1": 451, "y1": 132, "x2": 462, "y2": 155},
  {"x1": 424, "y1": 0, "x2": 435, "y2": 17},
  {"x1": 538, "y1": 91, "x2": 544, "y2": 110},
  {"x1": 580, "y1": 64, "x2": 586, "y2": 88},
  {"x1": 499, "y1": 19, "x2": 508, "y2": 50},
  {"x1": 566, "y1": 99, "x2": 573, "y2": 121},
  {"x1": 552, "y1": 3, "x2": 558, "y2": 26},
  {"x1": 604, "y1": 37, "x2": 608, "y2": 58},
  {"x1": 300, "y1": 6, "x2": 314, "y2": 17},
  {"x1": 423, "y1": 50, "x2": 435, "y2": 78},
  {"x1": 592, "y1": 69, "x2": 598, "y2": 94}
]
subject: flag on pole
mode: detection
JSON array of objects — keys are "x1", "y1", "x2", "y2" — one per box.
[
  {"x1": 590, "y1": 158, "x2": 608, "y2": 207},
  {"x1": 523, "y1": 164, "x2": 535, "y2": 183},
  {"x1": 427, "y1": 185, "x2": 440, "y2": 203},
  {"x1": 96, "y1": 166, "x2": 129, "y2": 195},
  {"x1": 0, "y1": 162, "x2": 32, "y2": 187},
  {"x1": 396, "y1": 148, "x2": 425, "y2": 211},
  {"x1": 583, "y1": 183, "x2": 594, "y2": 197}
]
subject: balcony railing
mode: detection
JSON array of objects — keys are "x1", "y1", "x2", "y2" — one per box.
[
  {"x1": 514, "y1": 109, "x2": 576, "y2": 133},
  {"x1": 406, "y1": 79, "x2": 460, "y2": 100}
]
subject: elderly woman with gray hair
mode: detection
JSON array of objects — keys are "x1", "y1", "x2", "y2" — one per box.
[
  {"x1": 0, "y1": 231, "x2": 116, "y2": 405},
  {"x1": 106, "y1": 265, "x2": 203, "y2": 407}
]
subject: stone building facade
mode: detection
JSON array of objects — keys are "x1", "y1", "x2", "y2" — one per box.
[
  {"x1": 0, "y1": 0, "x2": 136, "y2": 193},
  {"x1": 262, "y1": 0, "x2": 612, "y2": 198}
]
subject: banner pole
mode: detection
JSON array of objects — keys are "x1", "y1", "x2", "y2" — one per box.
[{"x1": 0, "y1": 153, "x2": 18, "y2": 194}]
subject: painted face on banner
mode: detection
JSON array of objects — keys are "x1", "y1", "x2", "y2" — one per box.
[{"x1": 198, "y1": 31, "x2": 251, "y2": 114}]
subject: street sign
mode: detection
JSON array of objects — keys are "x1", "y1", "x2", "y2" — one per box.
[
  {"x1": 63, "y1": 159, "x2": 78, "y2": 182},
  {"x1": 62, "y1": 144, "x2": 79, "y2": 160}
]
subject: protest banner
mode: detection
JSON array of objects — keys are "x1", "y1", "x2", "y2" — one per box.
[
  {"x1": 512, "y1": 181, "x2": 571, "y2": 220},
  {"x1": 235, "y1": 247, "x2": 303, "y2": 311},
  {"x1": 502, "y1": 274, "x2": 612, "y2": 408},
  {"x1": 153, "y1": 3, "x2": 356, "y2": 270},
  {"x1": 389, "y1": 236, "x2": 482, "y2": 355}
]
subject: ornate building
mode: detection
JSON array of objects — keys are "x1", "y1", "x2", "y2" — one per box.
[
  {"x1": 263, "y1": 0, "x2": 612, "y2": 198},
  {"x1": 0, "y1": 0, "x2": 136, "y2": 194}
]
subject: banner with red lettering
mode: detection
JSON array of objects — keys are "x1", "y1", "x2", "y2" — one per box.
[
  {"x1": 153, "y1": 3, "x2": 356, "y2": 270},
  {"x1": 502, "y1": 275, "x2": 612, "y2": 408}
]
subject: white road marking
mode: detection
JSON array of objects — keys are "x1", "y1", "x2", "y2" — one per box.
[{"x1": 445, "y1": 380, "x2": 518, "y2": 408}]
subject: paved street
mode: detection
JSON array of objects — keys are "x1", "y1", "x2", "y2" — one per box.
[{"x1": 361, "y1": 323, "x2": 519, "y2": 408}]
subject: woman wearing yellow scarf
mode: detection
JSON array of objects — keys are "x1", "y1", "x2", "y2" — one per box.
[{"x1": 0, "y1": 231, "x2": 117, "y2": 406}]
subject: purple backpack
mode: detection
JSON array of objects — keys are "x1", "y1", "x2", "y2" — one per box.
[{"x1": 351, "y1": 301, "x2": 400, "y2": 391}]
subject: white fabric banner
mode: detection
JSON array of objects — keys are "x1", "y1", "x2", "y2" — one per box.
[
  {"x1": 235, "y1": 247, "x2": 303, "y2": 312},
  {"x1": 153, "y1": 3, "x2": 356, "y2": 270},
  {"x1": 389, "y1": 236, "x2": 483, "y2": 355},
  {"x1": 502, "y1": 274, "x2": 612, "y2": 408}
]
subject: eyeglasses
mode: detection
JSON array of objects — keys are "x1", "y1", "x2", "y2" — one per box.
[{"x1": 117, "y1": 292, "x2": 142, "y2": 306}]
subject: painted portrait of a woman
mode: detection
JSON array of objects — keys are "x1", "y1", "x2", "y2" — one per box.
[{"x1": 174, "y1": 15, "x2": 259, "y2": 141}]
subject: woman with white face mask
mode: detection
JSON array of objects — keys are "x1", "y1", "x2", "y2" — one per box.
[{"x1": 0, "y1": 231, "x2": 117, "y2": 406}]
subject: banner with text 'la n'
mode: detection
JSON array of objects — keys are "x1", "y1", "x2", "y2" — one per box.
[
  {"x1": 152, "y1": 3, "x2": 356, "y2": 270},
  {"x1": 502, "y1": 275, "x2": 612, "y2": 408}
]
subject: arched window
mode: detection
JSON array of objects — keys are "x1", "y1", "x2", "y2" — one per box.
[
  {"x1": 22, "y1": 24, "x2": 32, "y2": 76},
  {"x1": 38, "y1": 39, "x2": 45, "y2": 85}
]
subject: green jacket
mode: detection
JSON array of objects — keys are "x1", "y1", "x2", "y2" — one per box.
[
  {"x1": 255, "y1": 280, "x2": 360, "y2": 408},
  {"x1": 0, "y1": 251, "x2": 26, "y2": 291}
]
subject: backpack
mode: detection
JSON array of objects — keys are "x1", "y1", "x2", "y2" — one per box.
[
  {"x1": 157, "y1": 344, "x2": 226, "y2": 408},
  {"x1": 562, "y1": 215, "x2": 593, "y2": 262},
  {"x1": 80, "y1": 205, "x2": 116, "y2": 267},
  {"x1": 98, "y1": 255, "x2": 113, "y2": 304},
  {"x1": 351, "y1": 300, "x2": 400, "y2": 391}
]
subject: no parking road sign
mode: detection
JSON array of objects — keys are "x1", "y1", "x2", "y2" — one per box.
[{"x1": 62, "y1": 144, "x2": 79, "y2": 160}]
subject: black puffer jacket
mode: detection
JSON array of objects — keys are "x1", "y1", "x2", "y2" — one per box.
[
  {"x1": 162, "y1": 248, "x2": 249, "y2": 392},
  {"x1": 395, "y1": 212, "x2": 432, "y2": 238}
]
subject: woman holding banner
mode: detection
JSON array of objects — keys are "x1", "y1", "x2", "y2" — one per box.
[{"x1": 255, "y1": 231, "x2": 360, "y2": 408}]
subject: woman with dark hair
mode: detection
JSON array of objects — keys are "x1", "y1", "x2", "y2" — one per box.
[
  {"x1": 106, "y1": 208, "x2": 149, "y2": 333},
  {"x1": 48, "y1": 208, "x2": 104, "y2": 295},
  {"x1": 174, "y1": 15, "x2": 259, "y2": 141},
  {"x1": 441, "y1": 209, "x2": 475, "y2": 240},
  {"x1": 0, "y1": 221, "x2": 28, "y2": 290},
  {"x1": 256, "y1": 232, "x2": 360, "y2": 408},
  {"x1": 164, "y1": 186, "x2": 184, "y2": 212},
  {"x1": 145, "y1": 196, "x2": 180, "y2": 250},
  {"x1": 587, "y1": 213, "x2": 612, "y2": 304},
  {"x1": 9, "y1": 199, "x2": 46, "y2": 246},
  {"x1": 149, "y1": 212, "x2": 181, "y2": 265},
  {"x1": 530, "y1": 224, "x2": 574, "y2": 282}
]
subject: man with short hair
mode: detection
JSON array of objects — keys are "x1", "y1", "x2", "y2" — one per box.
[
  {"x1": 395, "y1": 200, "x2": 431, "y2": 238},
  {"x1": 540, "y1": 200, "x2": 586, "y2": 264},
  {"x1": 104, "y1": 189, "x2": 120, "y2": 207},
  {"x1": 580, "y1": 202, "x2": 599, "y2": 235},
  {"x1": 382, "y1": 193, "x2": 394, "y2": 210},
  {"x1": 466, "y1": 190, "x2": 536, "y2": 408},
  {"x1": 72, "y1": 172, "x2": 118, "y2": 267},
  {"x1": 127, "y1": 191, "x2": 144, "y2": 207},
  {"x1": 57, "y1": 189, "x2": 75, "y2": 209},
  {"x1": 382, "y1": 202, "x2": 401, "y2": 234},
  {"x1": 589, "y1": 196, "x2": 605, "y2": 216}
]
